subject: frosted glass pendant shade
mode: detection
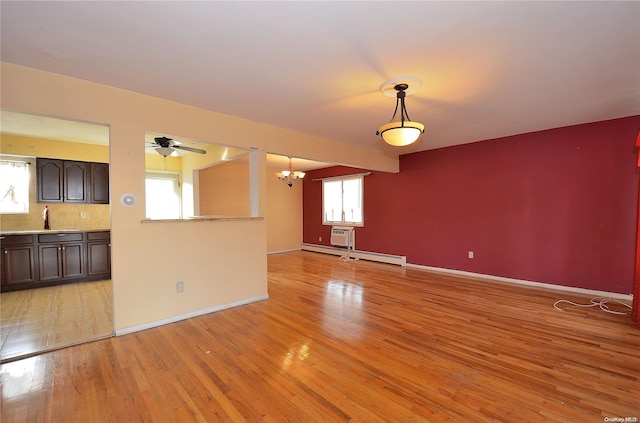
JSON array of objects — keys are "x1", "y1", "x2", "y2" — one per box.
[
  {"x1": 155, "y1": 147, "x2": 175, "y2": 157},
  {"x1": 377, "y1": 121, "x2": 425, "y2": 146}
]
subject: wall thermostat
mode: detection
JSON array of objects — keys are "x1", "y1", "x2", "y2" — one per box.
[{"x1": 120, "y1": 193, "x2": 137, "y2": 207}]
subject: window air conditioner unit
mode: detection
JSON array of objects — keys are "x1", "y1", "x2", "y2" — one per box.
[{"x1": 331, "y1": 226, "x2": 355, "y2": 248}]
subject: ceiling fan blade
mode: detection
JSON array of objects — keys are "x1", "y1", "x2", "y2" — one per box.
[{"x1": 172, "y1": 145, "x2": 206, "y2": 155}]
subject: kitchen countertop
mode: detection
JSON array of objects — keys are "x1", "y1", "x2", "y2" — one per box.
[
  {"x1": 1, "y1": 228, "x2": 110, "y2": 236},
  {"x1": 141, "y1": 216, "x2": 263, "y2": 223}
]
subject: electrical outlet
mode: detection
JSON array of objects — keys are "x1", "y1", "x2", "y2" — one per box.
[
  {"x1": 176, "y1": 281, "x2": 184, "y2": 293},
  {"x1": 468, "y1": 251, "x2": 474, "y2": 259},
  {"x1": 319, "y1": 236, "x2": 322, "y2": 242},
  {"x1": 80, "y1": 212, "x2": 86, "y2": 219}
]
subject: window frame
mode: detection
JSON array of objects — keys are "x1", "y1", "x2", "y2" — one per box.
[{"x1": 322, "y1": 174, "x2": 364, "y2": 227}]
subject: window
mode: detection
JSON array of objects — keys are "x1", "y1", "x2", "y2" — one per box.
[
  {"x1": 0, "y1": 158, "x2": 30, "y2": 214},
  {"x1": 145, "y1": 171, "x2": 181, "y2": 219},
  {"x1": 322, "y1": 175, "x2": 363, "y2": 226}
]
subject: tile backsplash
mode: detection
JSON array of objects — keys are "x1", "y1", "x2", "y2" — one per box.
[{"x1": 1, "y1": 203, "x2": 110, "y2": 231}]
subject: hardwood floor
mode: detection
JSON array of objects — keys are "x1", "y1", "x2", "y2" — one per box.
[
  {"x1": 1, "y1": 251, "x2": 638, "y2": 422},
  {"x1": 0, "y1": 280, "x2": 113, "y2": 362}
]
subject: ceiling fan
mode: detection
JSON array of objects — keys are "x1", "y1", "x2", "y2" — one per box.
[{"x1": 148, "y1": 136, "x2": 207, "y2": 157}]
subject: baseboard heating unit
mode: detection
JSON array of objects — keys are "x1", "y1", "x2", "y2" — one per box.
[{"x1": 301, "y1": 243, "x2": 406, "y2": 266}]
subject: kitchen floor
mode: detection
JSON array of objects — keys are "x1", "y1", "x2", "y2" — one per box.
[{"x1": 0, "y1": 280, "x2": 113, "y2": 362}]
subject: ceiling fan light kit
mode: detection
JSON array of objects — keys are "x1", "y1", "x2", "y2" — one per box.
[
  {"x1": 154, "y1": 146, "x2": 175, "y2": 157},
  {"x1": 376, "y1": 77, "x2": 425, "y2": 147}
]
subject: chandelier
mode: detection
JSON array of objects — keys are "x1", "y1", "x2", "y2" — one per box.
[
  {"x1": 376, "y1": 77, "x2": 425, "y2": 146},
  {"x1": 275, "y1": 157, "x2": 305, "y2": 187}
]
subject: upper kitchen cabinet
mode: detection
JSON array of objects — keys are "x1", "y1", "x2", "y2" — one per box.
[
  {"x1": 90, "y1": 162, "x2": 110, "y2": 204},
  {"x1": 37, "y1": 158, "x2": 108, "y2": 204},
  {"x1": 37, "y1": 158, "x2": 64, "y2": 202},
  {"x1": 64, "y1": 160, "x2": 89, "y2": 202}
]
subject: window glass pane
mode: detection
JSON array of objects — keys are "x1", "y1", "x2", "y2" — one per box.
[
  {"x1": 342, "y1": 177, "x2": 362, "y2": 223},
  {"x1": 323, "y1": 180, "x2": 342, "y2": 223},
  {"x1": 0, "y1": 160, "x2": 30, "y2": 214},
  {"x1": 145, "y1": 172, "x2": 181, "y2": 219}
]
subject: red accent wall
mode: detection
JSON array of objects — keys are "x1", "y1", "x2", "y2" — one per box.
[{"x1": 303, "y1": 116, "x2": 640, "y2": 294}]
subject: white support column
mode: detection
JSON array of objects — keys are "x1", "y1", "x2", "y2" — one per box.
[{"x1": 249, "y1": 147, "x2": 267, "y2": 217}]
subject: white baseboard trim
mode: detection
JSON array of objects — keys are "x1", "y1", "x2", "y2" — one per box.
[
  {"x1": 115, "y1": 294, "x2": 269, "y2": 336},
  {"x1": 301, "y1": 243, "x2": 406, "y2": 266},
  {"x1": 297, "y1": 246, "x2": 632, "y2": 300},
  {"x1": 268, "y1": 248, "x2": 301, "y2": 255},
  {"x1": 407, "y1": 263, "x2": 633, "y2": 300}
]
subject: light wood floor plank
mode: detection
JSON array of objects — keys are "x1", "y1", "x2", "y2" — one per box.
[{"x1": 1, "y1": 251, "x2": 638, "y2": 422}]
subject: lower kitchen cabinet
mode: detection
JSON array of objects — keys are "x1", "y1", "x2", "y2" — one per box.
[
  {"x1": 1, "y1": 235, "x2": 37, "y2": 286},
  {"x1": 38, "y1": 241, "x2": 85, "y2": 282},
  {"x1": 1, "y1": 230, "x2": 110, "y2": 292},
  {"x1": 87, "y1": 231, "x2": 111, "y2": 278}
]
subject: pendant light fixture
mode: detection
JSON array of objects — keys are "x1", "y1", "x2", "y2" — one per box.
[
  {"x1": 275, "y1": 157, "x2": 305, "y2": 188},
  {"x1": 376, "y1": 77, "x2": 425, "y2": 147}
]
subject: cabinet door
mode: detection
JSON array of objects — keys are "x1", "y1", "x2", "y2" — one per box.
[
  {"x1": 87, "y1": 241, "x2": 111, "y2": 277},
  {"x1": 39, "y1": 244, "x2": 63, "y2": 281},
  {"x1": 38, "y1": 242, "x2": 85, "y2": 281},
  {"x1": 37, "y1": 158, "x2": 64, "y2": 203},
  {"x1": 90, "y1": 162, "x2": 110, "y2": 204},
  {"x1": 2, "y1": 246, "x2": 37, "y2": 286},
  {"x1": 62, "y1": 243, "x2": 84, "y2": 278},
  {"x1": 64, "y1": 161, "x2": 89, "y2": 203}
]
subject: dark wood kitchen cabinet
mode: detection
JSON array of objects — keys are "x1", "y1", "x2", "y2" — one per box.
[
  {"x1": 64, "y1": 161, "x2": 89, "y2": 202},
  {"x1": 37, "y1": 158, "x2": 88, "y2": 203},
  {"x1": 87, "y1": 231, "x2": 111, "y2": 278},
  {"x1": 1, "y1": 235, "x2": 37, "y2": 287},
  {"x1": 90, "y1": 162, "x2": 110, "y2": 204},
  {"x1": 37, "y1": 158, "x2": 108, "y2": 204},
  {"x1": 1, "y1": 231, "x2": 110, "y2": 292},
  {"x1": 37, "y1": 232, "x2": 85, "y2": 282},
  {"x1": 37, "y1": 158, "x2": 64, "y2": 202}
]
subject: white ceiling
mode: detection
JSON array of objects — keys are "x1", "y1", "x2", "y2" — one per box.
[{"x1": 1, "y1": 1, "x2": 639, "y2": 163}]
